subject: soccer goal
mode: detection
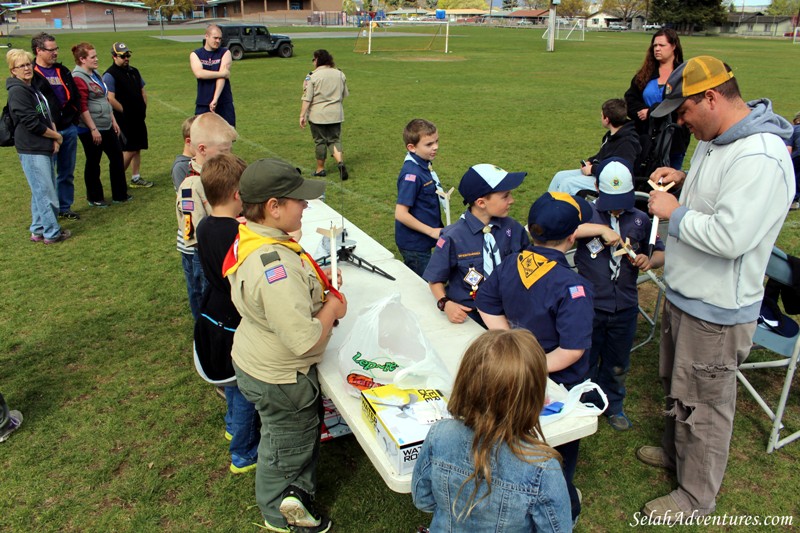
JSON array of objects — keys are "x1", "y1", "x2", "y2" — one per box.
[
  {"x1": 793, "y1": 26, "x2": 800, "y2": 44},
  {"x1": 542, "y1": 18, "x2": 586, "y2": 42},
  {"x1": 354, "y1": 19, "x2": 450, "y2": 54}
]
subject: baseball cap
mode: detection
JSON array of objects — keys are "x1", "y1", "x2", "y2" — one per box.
[
  {"x1": 112, "y1": 42, "x2": 131, "y2": 57},
  {"x1": 527, "y1": 192, "x2": 592, "y2": 242},
  {"x1": 239, "y1": 159, "x2": 326, "y2": 203},
  {"x1": 651, "y1": 56, "x2": 734, "y2": 118},
  {"x1": 458, "y1": 163, "x2": 527, "y2": 205},
  {"x1": 595, "y1": 157, "x2": 635, "y2": 212}
]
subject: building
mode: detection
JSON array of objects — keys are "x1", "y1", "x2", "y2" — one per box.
[{"x1": 10, "y1": 0, "x2": 149, "y2": 30}]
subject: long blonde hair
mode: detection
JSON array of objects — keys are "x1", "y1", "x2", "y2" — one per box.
[{"x1": 447, "y1": 329, "x2": 560, "y2": 519}]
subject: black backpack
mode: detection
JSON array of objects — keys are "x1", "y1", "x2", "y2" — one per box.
[{"x1": 0, "y1": 105, "x2": 14, "y2": 147}]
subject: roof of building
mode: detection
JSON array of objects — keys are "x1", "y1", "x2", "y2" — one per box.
[{"x1": 10, "y1": 0, "x2": 148, "y2": 11}]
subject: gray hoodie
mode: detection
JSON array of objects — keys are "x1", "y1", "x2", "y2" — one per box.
[{"x1": 664, "y1": 99, "x2": 795, "y2": 325}]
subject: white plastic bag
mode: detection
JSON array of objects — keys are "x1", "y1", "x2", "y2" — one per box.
[
  {"x1": 540, "y1": 380, "x2": 608, "y2": 426},
  {"x1": 338, "y1": 293, "x2": 451, "y2": 396}
]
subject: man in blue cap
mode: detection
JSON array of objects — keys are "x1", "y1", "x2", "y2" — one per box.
[{"x1": 476, "y1": 191, "x2": 595, "y2": 524}]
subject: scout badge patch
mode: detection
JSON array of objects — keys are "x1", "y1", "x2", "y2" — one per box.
[{"x1": 517, "y1": 250, "x2": 556, "y2": 289}]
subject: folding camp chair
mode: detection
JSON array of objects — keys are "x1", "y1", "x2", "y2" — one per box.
[
  {"x1": 630, "y1": 192, "x2": 667, "y2": 352},
  {"x1": 736, "y1": 247, "x2": 800, "y2": 453}
]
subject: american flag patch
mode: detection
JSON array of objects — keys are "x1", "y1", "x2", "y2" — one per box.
[
  {"x1": 265, "y1": 265, "x2": 287, "y2": 284},
  {"x1": 181, "y1": 200, "x2": 194, "y2": 212},
  {"x1": 436, "y1": 237, "x2": 446, "y2": 248},
  {"x1": 569, "y1": 285, "x2": 586, "y2": 299},
  {"x1": 404, "y1": 174, "x2": 417, "y2": 182}
]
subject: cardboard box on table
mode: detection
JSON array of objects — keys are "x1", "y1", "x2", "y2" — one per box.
[{"x1": 361, "y1": 384, "x2": 449, "y2": 475}]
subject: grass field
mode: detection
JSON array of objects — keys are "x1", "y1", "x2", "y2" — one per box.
[{"x1": 1, "y1": 25, "x2": 799, "y2": 532}]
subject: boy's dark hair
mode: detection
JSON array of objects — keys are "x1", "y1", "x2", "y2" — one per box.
[
  {"x1": 31, "y1": 32, "x2": 55, "y2": 55},
  {"x1": 201, "y1": 153, "x2": 247, "y2": 207},
  {"x1": 181, "y1": 115, "x2": 197, "y2": 142},
  {"x1": 601, "y1": 99, "x2": 629, "y2": 127},
  {"x1": 403, "y1": 118, "x2": 437, "y2": 147}
]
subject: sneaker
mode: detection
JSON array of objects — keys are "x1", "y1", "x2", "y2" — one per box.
[
  {"x1": 30, "y1": 233, "x2": 44, "y2": 243},
  {"x1": 636, "y1": 446, "x2": 675, "y2": 471},
  {"x1": 642, "y1": 493, "x2": 687, "y2": 525},
  {"x1": 606, "y1": 412, "x2": 633, "y2": 431},
  {"x1": 280, "y1": 486, "x2": 330, "y2": 529},
  {"x1": 0, "y1": 410, "x2": 23, "y2": 442},
  {"x1": 262, "y1": 520, "x2": 290, "y2": 533},
  {"x1": 44, "y1": 229, "x2": 71, "y2": 245},
  {"x1": 88, "y1": 200, "x2": 109, "y2": 208},
  {"x1": 312, "y1": 170, "x2": 327, "y2": 177},
  {"x1": 130, "y1": 176, "x2": 154, "y2": 188},
  {"x1": 113, "y1": 194, "x2": 134, "y2": 204},
  {"x1": 338, "y1": 163, "x2": 348, "y2": 181},
  {"x1": 229, "y1": 460, "x2": 257, "y2": 474},
  {"x1": 58, "y1": 210, "x2": 81, "y2": 220},
  {"x1": 791, "y1": 201, "x2": 800, "y2": 211}
]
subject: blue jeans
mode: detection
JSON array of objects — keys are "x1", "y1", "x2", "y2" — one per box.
[
  {"x1": 181, "y1": 251, "x2": 207, "y2": 320},
  {"x1": 399, "y1": 248, "x2": 432, "y2": 278},
  {"x1": 669, "y1": 151, "x2": 686, "y2": 171},
  {"x1": 54, "y1": 125, "x2": 78, "y2": 213},
  {"x1": 19, "y1": 153, "x2": 61, "y2": 240},
  {"x1": 587, "y1": 306, "x2": 639, "y2": 416},
  {"x1": 225, "y1": 385, "x2": 260, "y2": 467},
  {"x1": 548, "y1": 169, "x2": 595, "y2": 195}
]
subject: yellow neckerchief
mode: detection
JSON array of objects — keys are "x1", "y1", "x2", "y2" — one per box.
[
  {"x1": 516, "y1": 249, "x2": 557, "y2": 290},
  {"x1": 222, "y1": 224, "x2": 342, "y2": 302}
]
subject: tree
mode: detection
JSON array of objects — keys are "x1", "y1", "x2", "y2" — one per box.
[
  {"x1": 651, "y1": 0, "x2": 726, "y2": 30},
  {"x1": 503, "y1": 0, "x2": 519, "y2": 10},
  {"x1": 601, "y1": 0, "x2": 646, "y2": 22},
  {"x1": 437, "y1": 0, "x2": 489, "y2": 8},
  {"x1": 558, "y1": 0, "x2": 589, "y2": 17},
  {"x1": 766, "y1": 0, "x2": 800, "y2": 16},
  {"x1": 144, "y1": 0, "x2": 194, "y2": 22},
  {"x1": 342, "y1": 0, "x2": 357, "y2": 14}
]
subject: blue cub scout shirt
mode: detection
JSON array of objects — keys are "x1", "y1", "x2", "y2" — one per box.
[
  {"x1": 422, "y1": 210, "x2": 529, "y2": 308},
  {"x1": 394, "y1": 152, "x2": 443, "y2": 252},
  {"x1": 475, "y1": 245, "x2": 595, "y2": 386},
  {"x1": 574, "y1": 205, "x2": 664, "y2": 313}
]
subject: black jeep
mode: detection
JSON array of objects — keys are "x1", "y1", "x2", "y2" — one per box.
[{"x1": 218, "y1": 23, "x2": 293, "y2": 60}]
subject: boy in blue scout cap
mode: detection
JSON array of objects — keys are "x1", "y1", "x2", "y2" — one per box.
[
  {"x1": 475, "y1": 191, "x2": 596, "y2": 524},
  {"x1": 422, "y1": 163, "x2": 529, "y2": 326},
  {"x1": 574, "y1": 157, "x2": 665, "y2": 431},
  {"x1": 223, "y1": 158, "x2": 346, "y2": 533}
]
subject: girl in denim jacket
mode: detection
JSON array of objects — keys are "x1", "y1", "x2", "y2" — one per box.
[{"x1": 412, "y1": 329, "x2": 572, "y2": 532}]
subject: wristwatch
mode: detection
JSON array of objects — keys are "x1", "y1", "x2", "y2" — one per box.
[{"x1": 436, "y1": 296, "x2": 450, "y2": 312}]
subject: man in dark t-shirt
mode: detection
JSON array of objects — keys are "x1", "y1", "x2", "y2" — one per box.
[{"x1": 190, "y1": 24, "x2": 235, "y2": 127}]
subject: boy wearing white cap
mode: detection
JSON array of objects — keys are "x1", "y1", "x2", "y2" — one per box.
[
  {"x1": 574, "y1": 157, "x2": 664, "y2": 431},
  {"x1": 422, "y1": 164, "x2": 529, "y2": 326}
]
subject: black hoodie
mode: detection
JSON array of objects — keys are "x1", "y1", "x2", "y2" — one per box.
[
  {"x1": 588, "y1": 121, "x2": 641, "y2": 176},
  {"x1": 5, "y1": 76, "x2": 54, "y2": 155}
]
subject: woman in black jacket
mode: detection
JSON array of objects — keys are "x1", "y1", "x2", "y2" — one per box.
[
  {"x1": 624, "y1": 28, "x2": 690, "y2": 173},
  {"x1": 5, "y1": 49, "x2": 69, "y2": 244}
]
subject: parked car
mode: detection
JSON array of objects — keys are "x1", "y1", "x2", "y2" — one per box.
[
  {"x1": 608, "y1": 23, "x2": 628, "y2": 31},
  {"x1": 217, "y1": 23, "x2": 293, "y2": 60},
  {"x1": 517, "y1": 19, "x2": 534, "y2": 25},
  {"x1": 643, "y1": 23, "x2": 662, "y2": 30}
]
